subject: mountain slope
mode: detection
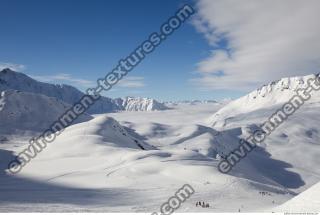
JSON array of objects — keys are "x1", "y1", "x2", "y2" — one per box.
[
  {"x1": 17, "y1": 115, "x2": 156, "y2": 176},
  {"x1": 1, "y1": 105, "x2": 295, "y2": 212},
  {"x1": 0, "y1": 68, "x2": 121, "y2": 114},
  {"x1": 0, "y1": 97, "x2": 307, "y2": 212},
  {"x1": 0, "y1": 68, "x2": 168, "y2": 113},
  {"x1": 0, "y1": 90, "x2": 92, "y2": 134},
  {"x1": 115, "y1": 97, "x2": 169, "y2": 111},
  {"x1": 205, "y1": 74, "x2": 320, "y2": 193},
  {"x1": 0, "y1": 68, "x2": 83, "y2": 104},
  {"x1": 209, "y1": 74, "x2": 320, "y2": 128}
]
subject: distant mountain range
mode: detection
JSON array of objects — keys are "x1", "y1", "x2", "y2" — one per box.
[
  {"x1": 0, "y1": 68, "x2": 169, "y2": 113},
  {"x1": 209, "y1": 74, "x2": 320, "y2": 128},
  {"x1": 165, "y1": 99, "x2": 219, "y2": 106}
]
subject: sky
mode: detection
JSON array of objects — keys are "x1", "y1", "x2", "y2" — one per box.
[{"x1": 1, "y1": 0, "x2": 320, "y2": 101}]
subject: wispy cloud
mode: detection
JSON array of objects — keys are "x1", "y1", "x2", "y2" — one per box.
[
  {"x1": 117, "y1": 76, "x2": 145, "y2": 88},
  {"x1": 0, "y1": 62, "x2": 26, "y2": 71},
  {"x1": 191, "y1": 0, "x2": 320, "y2": 91},
  {"x1": 30, "y1": 73, "x2": 94, "y2": 88},
  {"x1": 31, "y1": 74, "x2": 145, "y2": 90}
]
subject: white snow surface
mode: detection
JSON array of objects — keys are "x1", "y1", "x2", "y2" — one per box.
[
  {"x1": 276, "y1": 182, "x2": 320, "y2": 212},
  {"x1": 205, "y1": 74, "x2": 320, "y2": 192},
  {"x1": 209, "y1": 74, "x2": 320, "y2": 128},
  {"x1": 0, "y1": 102, "x2": 306, "y2": 212},
  {"x1": 0, "y1": 68, "x2": 168, "y2": 113},
  {"x1": 0, "y1": 74, "x2": 319, "y2": 212},
  {"x1": 0, "y1": 90, "x2": 92, "y2": 134},
  {"x1": 114, "y1": 96, "x2": 168, "y2": 111}
]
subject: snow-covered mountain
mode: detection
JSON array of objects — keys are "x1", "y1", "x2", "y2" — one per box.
[
  {"x1": 1, "y1": 71, "x2": 319, "y2": 212},
  {"x1": 0, "y1": 90, "x2": 92, "y2": 134},
  {"x1": 209, "y1": 74, "x2": 320, "y2": 128},
  {"x1": 165, "y1": 99, "x2": 219, "y2": 106},
  {"x1": 0, "y1": 68, "x2": 168, "y2": 113},
  {"x1": 1, "y1": 107, "x2": 295, "y2": 212},
  {"x1": 115, "y1": 96, "x2": 169, "y2": 111},
  {"x1": 205, "y1": 74, "x2": 320, "y2": 193},
  {"x1": 0, "y1": 68, "x2": 121, "y2": 114}
]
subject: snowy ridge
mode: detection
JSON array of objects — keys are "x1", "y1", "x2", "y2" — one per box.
[
  {"x1": 34, "y1": 115, "x2": 156, "y2": 155},
  {"x1": 0, "y1": 68, "x2": 120, "y2": 114},
  {"x1": 1, "y1": 70, "x2": 319, "y2": 211},
  {"x1": 204, "y1": 74, "x2": 320, "y2": 195},
  {"x1": 0, "y1": 68, "x2": 168, "y2": 113},
  {"x1": 209, "y1": 74, "x2": 320, "y2": 128},
  {"x1": 0, "y1": 68, "x2": 84, "y2": 107},
  {"x1": 115, "y1": 96, "x2": 169, "y2": 111},
  {"x1": 0, "y1": 90, "x2": 92, "y2": 134},
  {"x1": 165, "y1": 100, "x2": 219, "y2": 106}
]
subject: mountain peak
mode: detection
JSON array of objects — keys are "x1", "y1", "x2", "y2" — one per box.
[
  {"x1": 208, "y1": 73, "x2": 320, "y2": 128},
  {"x1": 0, "y1": 68, "x2": 15, "y2": 74},
  {"x1": 0, "y1": 71, "x2": 169, "y2": 113}
]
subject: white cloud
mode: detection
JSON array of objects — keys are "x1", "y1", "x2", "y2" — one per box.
[
  {"x1": 31, "y1": 74, "x2": 145, "y2": 89},
  {"x1": 30, "y1": 73, "x2": 94, "y2": 87},
  {"x1": 117, "y1": 76, "x2": 145, "y2": 88},
  {"x1": 0, "y1": 62, "x2": 26, "y2": 71},
  {"x1": 192, "y1": 0, "x2": 320, "y2": 91}
]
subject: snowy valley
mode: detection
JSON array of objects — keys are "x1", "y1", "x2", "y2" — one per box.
[{"x1": 0, "y1": 69, "x2": 319, "y2": 212}]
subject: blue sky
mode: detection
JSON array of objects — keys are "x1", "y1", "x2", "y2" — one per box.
[
  {"x1": 0, "y1": 0, "x2": 244, "y2": 101},
  {"x1": 2, "y1": 0, "x2": 319, "y2": 101}
]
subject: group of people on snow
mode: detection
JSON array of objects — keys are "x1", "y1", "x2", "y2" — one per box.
[{"x1": 196, "y1": 201, "x2": 210, "y2": 208}]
